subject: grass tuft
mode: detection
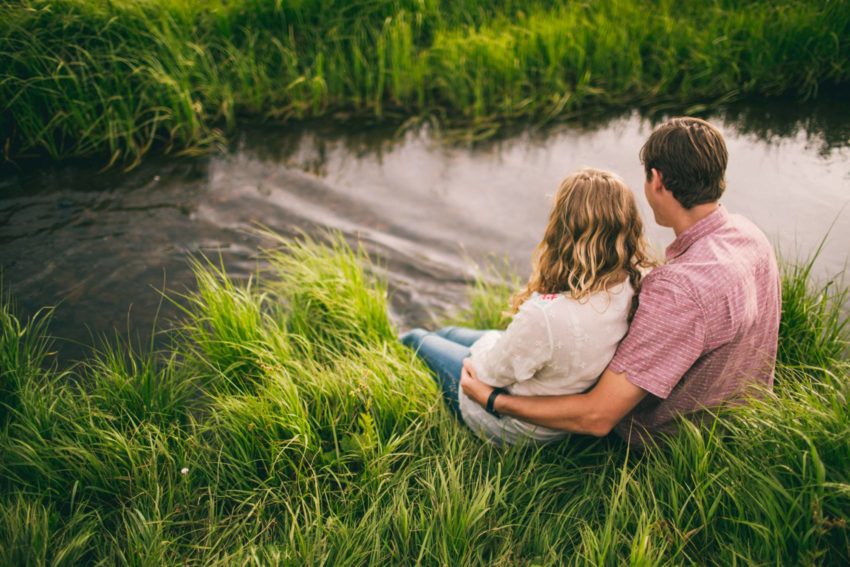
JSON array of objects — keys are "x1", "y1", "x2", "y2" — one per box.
[
  {"x1": 0, "y1": 288, "x2": 56, "y2": 428},
  {"x1": 778, "y1": 254, "x2": 849, "y2": 371},
  {"x1": 446, "y1": 258, "x2": 520, "y2": 331}
]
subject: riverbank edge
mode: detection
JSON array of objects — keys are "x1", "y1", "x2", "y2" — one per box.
[{"x1": 3, "y1": 0, "x2": 849, "y2": 168}]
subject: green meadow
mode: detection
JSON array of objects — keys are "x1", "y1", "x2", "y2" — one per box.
[
  {"x1": 1, "y1": 234, "x2": 848, "y2": 565},
  {"x1": 2, "y1": 0, "x2": 849, "y2": 166},
  {"x1": 2, "y1": 1, "x2": 849, "y2": 563}
]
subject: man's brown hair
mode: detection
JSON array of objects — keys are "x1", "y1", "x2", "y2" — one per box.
[{"x1": 639, "y1": 117, "x2": 728, "y2": 209}]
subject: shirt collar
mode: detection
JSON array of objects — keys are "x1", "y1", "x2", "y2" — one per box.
[{"x1": 665, "y1": 205, "x2": 728, "y2": 261}]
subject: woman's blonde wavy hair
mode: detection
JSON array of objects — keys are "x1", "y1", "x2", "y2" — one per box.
[{"x1": 510, "y1": 168, "x2": 655, "y2": 318}]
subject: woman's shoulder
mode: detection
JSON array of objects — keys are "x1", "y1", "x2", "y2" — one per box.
[
  {"x1": 510, "y1": 294, "x2": 561, "y2": 331},
  {"x1": 529, "y1": 281, "x2": 634, "y2": 305},
  {"x1": 513, "y1": 293, "x2": 553, "y2": 320},
  {"x1": 524, "y1": 291, "x2": 566, "y2": 312},
  {"x1": 547, "y1": 281, "x2": 635, "y2": 318},
  {"x1": 609, "y1": 279, "x2": 636, "y2": 299},
  {"x1": 582, "y1": 281, "x2": 634, "y2": 317}
]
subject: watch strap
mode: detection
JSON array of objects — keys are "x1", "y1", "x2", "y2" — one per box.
[{"x1": 486, "y1": 387, "x2": 507, "y2": 418}]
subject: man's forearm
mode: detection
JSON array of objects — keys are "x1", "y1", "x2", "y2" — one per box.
[
  {"x1": 495, "y1": 392, "x2": 613, "y2": 437},
  {"x1": 461, "y1": 360, "x2": 647, "y2": 437}
]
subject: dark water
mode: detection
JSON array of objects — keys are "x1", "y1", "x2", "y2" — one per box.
[{"x1": 2, "y1": 97, "x2": 849, "y2": 362}]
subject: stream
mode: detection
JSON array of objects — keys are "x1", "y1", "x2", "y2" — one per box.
[{"x1": 2, "y1": 95, "x2": 849, "y2": 362}]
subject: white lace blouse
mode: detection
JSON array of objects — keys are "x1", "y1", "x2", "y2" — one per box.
[{"x1": 458, "y1": 281, "x2": 635, "y2": 444}]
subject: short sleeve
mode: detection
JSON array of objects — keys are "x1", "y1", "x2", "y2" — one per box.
[
  {"x1": 608, "y1": 276, "x2": 706, "y2": 399},
  {"x1": 473, "y1": 300, "x2": 553, "y2": 388}
]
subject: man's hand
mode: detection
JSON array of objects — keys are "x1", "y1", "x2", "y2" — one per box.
[{"x1": 460, "y1": 358, "x2": 494, "y2": 406}]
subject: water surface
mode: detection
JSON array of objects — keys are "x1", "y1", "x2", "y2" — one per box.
[{"x1": 2, "y1": 98, "x2": 849, "y2": 361}]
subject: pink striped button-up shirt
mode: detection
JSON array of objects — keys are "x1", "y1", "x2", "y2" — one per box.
[{"x1": 610, "y1": 205, "x2": 781, "y2": 445}]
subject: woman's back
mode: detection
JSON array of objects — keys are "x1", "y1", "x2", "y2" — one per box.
[{"x1": 459, "y1": 281, "x2": 635, "y2": 444}]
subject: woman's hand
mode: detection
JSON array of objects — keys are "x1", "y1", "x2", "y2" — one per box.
[{"x1": 460, "y1": 358, "x2": 495, "y2": 407}]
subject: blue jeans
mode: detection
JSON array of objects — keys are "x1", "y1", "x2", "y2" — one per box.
[{"x1": 400, "y1": 326, "x2": 490, "y2": 423}]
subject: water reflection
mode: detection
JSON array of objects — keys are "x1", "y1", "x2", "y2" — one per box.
[
  {"x1": 235, "y1": 87, "x2": 850, "y2": 171},
  {"x1": 714, "y1": 89, "x2": 850, "y2": 157}
]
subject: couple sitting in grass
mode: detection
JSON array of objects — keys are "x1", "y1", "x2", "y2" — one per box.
[{"x1": 401, "y1": 117, "x2": 781, "y2": 446}]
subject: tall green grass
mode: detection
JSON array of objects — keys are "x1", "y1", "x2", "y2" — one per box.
[
  {"x1": 778, "y1": 257, "x2": 848, "y2": 372},
  {"x1": 2, "y1": 0, "x2": 849, "y2": 166},
  {"x1": 1, "y1": 234, "x2": 848, "y2": 564}
]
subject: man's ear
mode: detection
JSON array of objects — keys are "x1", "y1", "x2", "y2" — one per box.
[{"x1": 650, "y1": 168, "x2": 664, "y2": 190}]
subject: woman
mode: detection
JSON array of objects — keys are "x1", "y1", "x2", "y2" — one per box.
[{"x1": 401, "y1": 168, "x2": 655, "y2": 445}]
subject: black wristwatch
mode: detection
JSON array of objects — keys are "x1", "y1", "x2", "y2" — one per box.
[{"x1": 486, "y1": 387, "x2": 508, "y2": 418}]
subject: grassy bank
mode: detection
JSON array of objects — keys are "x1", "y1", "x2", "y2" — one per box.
[
  {"x1": 1, "y1": 234, "x2": 848, "y2": 564},
  {"x1": 2, "y1": 0, "x2": 849, "y2": 166}
]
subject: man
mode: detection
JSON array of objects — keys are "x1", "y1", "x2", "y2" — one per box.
[{"x1": 460, "y1": 117, "x2": 782, "y2": 446}]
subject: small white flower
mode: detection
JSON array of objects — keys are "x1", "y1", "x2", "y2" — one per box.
[{"x1": 180, "y1": 467, "x2": 189, "y2": 475}]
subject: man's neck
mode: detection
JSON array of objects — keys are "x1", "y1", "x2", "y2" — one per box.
[{"x1": 670, "y1": 202, "x2": 720, "y2": 237}]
